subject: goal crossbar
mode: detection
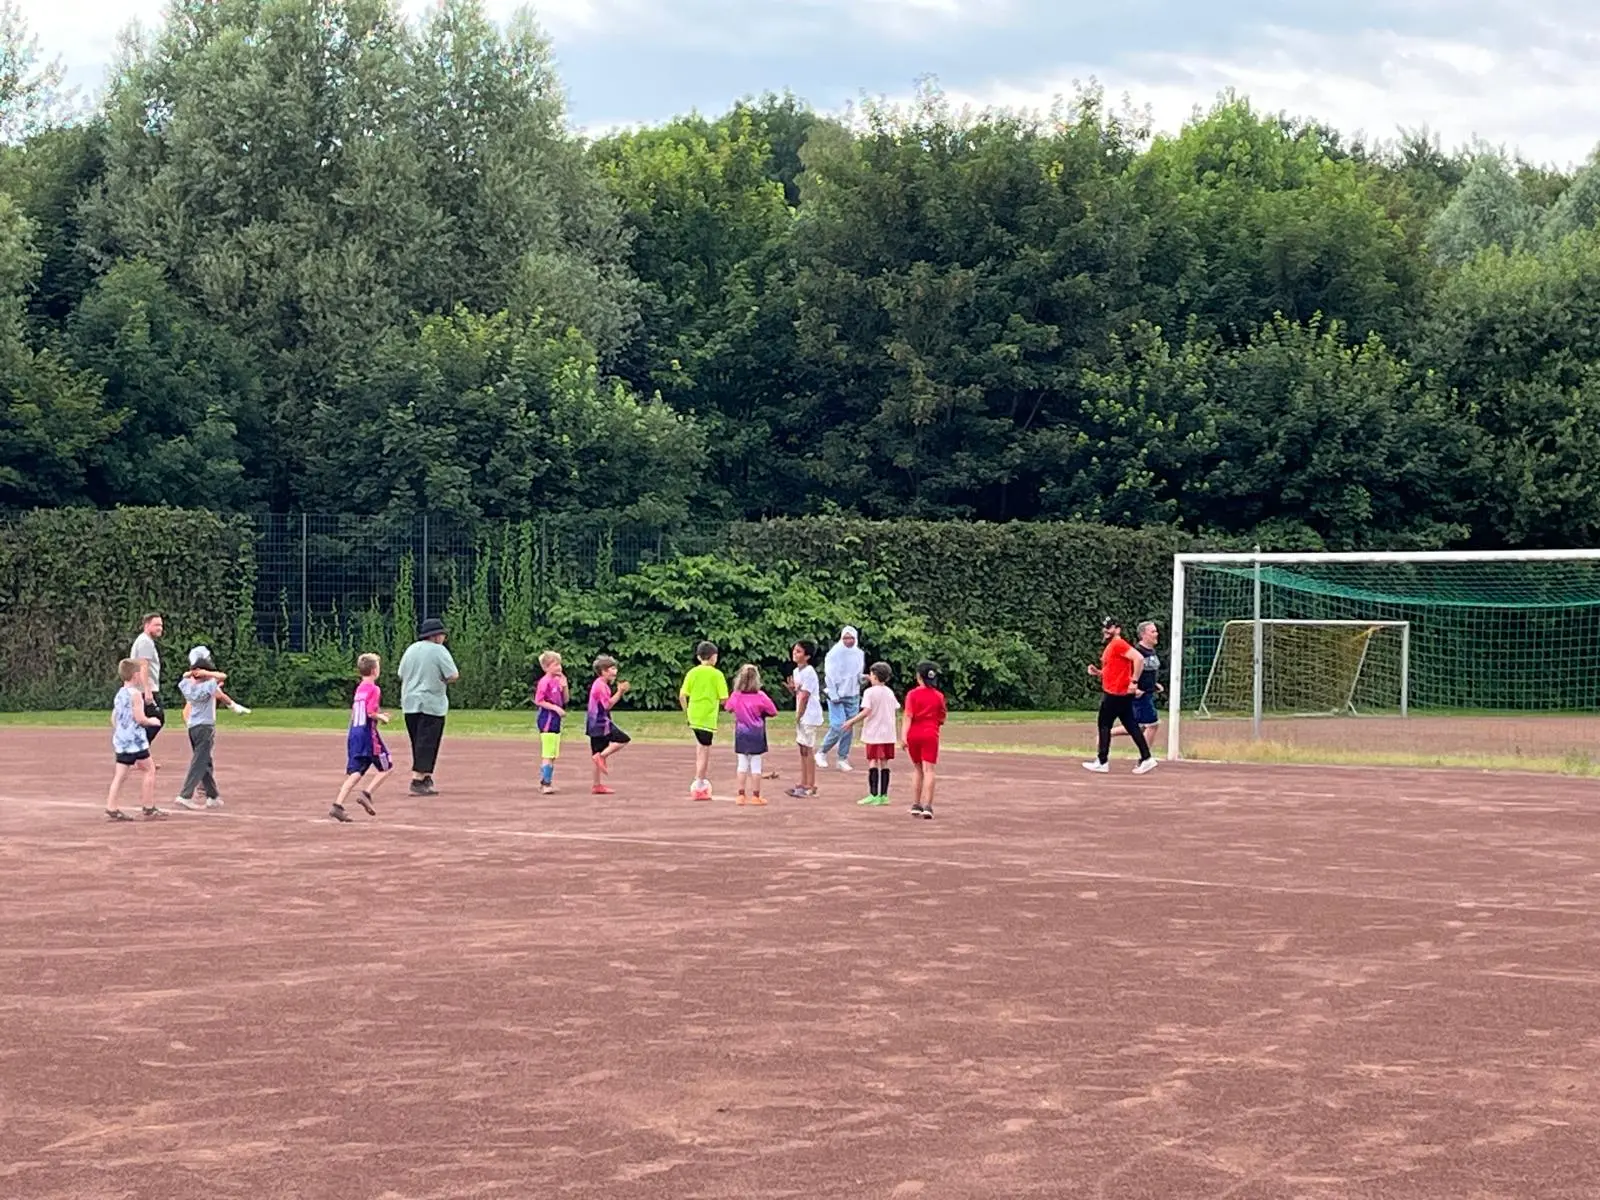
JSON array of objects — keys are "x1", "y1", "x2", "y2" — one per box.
[{"x1": 1194, "y1": 619, "x2": 1411, "y2": 720}]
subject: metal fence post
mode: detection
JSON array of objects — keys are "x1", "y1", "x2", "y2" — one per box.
[
  {"x1": 421, "y1": 513, "x2": 430, "y2": 621},
  {"x1": 300, "y1": 512, "x2": 309, "y2": 653}
]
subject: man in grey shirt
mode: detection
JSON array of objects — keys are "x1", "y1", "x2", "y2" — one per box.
[
  {"x1": 398, "y1": 617, "x2": 460, "y2": 795},
  {"x1": 130, "y1": 613, "x2": 165, "y2": 745}
]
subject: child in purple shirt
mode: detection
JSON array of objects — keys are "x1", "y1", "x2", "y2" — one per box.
[{"x1": 723, "y1": 664, "x2": 778, "y2": 807}]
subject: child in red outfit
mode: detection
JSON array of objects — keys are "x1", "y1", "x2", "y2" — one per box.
[{"x1": 902, "y1": 661, "x2": 947, "y2": 820}]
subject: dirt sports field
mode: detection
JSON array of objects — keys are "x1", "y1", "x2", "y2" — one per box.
[{"x1": 4, "y1": 727, "x2": 1600, "y2": 1200}]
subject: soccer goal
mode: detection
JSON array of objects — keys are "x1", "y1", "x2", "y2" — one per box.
[{"x1": 1168, "y1": 549, "x2": 1600, "y2": 763}]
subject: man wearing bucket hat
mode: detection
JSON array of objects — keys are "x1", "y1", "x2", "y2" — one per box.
[{"x1": 398, "y1": 617, "x2": 460, "y2": 795}]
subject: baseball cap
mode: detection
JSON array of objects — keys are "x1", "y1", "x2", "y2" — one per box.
[{"x1": 1100, "y1": 616, "x2": 1120, "y2": 631}]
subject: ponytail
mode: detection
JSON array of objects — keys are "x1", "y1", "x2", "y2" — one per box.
[{"x1": 916, "y1": 660, "x2": 940, "y2": 689}]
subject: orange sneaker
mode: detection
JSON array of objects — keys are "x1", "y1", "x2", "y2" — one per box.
[
  {"x1": 591, "y1": 784, "x2": 615, "y2": 795},
  {"x1": 735, "y1": 792, "x2": 747, "y2": 806},
  {"x1": 747, "y1": 795, "x2": 767, "y2": 806}
]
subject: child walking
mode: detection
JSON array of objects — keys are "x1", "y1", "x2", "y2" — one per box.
[
  {"x1": 724, "y1": 664, "x2": 778, "y2": 806},
  {"x1": 903, "y1": 661, "x2": 948, "y2": 820},
  {"x1": 174, "y1": 645, "x2": 249, "y2": 811},
  {"x1": 106, "y1": 658, "x2": 165, "y2": 821},
  {"x1": 534, "y1": 650, "x2": 568, "y2": 794},
  {"x1": 331, "y1": 653, "x2": 392, "y2": 823},
  {"x1": 842, "y1": 662, "x2": 900, "y2": 807},
  {"x1": 679, "y1": 641, "x2": 728, "y2": 801},
  {"x1": 588, "y1": 655, "x2": 632, "y2": 794},
  {"x1": 786, "y1": 641, "x2": 822, "y2": 798}
]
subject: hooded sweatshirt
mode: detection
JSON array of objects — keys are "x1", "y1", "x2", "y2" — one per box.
[{"x1": 824, "y1": 626, "x2": 867, "y2": 703}]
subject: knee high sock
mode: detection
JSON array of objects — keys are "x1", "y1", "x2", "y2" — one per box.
[
  {"x1": 880, "y1": 767, "x2": 891, "y2": 797},
  {"x1": 869, "y1": 767, "x2": 881, "y2": 796}
]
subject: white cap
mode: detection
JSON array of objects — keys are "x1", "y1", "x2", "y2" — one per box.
[{"x1": 188, "y1": 645, "x2": 212, "y2": 666}]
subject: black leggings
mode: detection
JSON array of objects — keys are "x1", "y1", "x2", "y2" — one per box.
[{"x1": 1097, "y1": 693, "x2": 1151, "y2": 763}]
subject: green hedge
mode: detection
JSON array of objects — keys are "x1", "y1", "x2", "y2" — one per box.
[
  {"x1": 0, "y1": 508, "x2": 253, "y2": 709},
  {"x1": 0, "y1": 509, "x2": 1189, "y2": 711},
  {"x1": 730, "y1": 519, "x2": 1191, "y2": 707}
]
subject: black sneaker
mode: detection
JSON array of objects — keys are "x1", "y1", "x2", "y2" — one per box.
[
  {"x1": 356, "y1": 791, "x2": 376, "y2": 816},
  {"x1": 106, "y1": 808, "x2": 133, "y2": 822},
  {"x1": 408, "y1": 780, "x2": 434, "y2": 796},
  {"x1": 329, "y1": 803, "x2": 353, "y2": 823},
  {"x1": 921, "y1": 807, "x2": 934, "y2": 820},
  {"x1": 141, "y1": 806, "x2": 166, "y2": 819},
  {"x1": 909, "y1": 803, "x2": 925, "y2": 816}
]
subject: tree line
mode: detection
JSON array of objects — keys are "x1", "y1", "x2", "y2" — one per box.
[{"x1": 3, "y1": 0, "x2": 1599, "y2": 550}]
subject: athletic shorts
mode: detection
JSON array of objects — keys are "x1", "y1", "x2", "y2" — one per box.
[
  {"x1": 865, "y1": 742, "x2": 895, "y2": 764},
  {"x1": 590, "y1": 727, "x2": 631, "y2": 757},
  {"x1": 736, "y1": 753, "x2": 764, "y2": 775},
  {"x1": 905, "y1": 732, "x2": 940, "y2": 765},
  {"x1": 796, "y1": 722, "x2": 823, "y2": 748},
  {"x1": 540, "y1": 732, "x2": 561, "y2": 760},
  {"x1": 114, "y1": 749, "x2": 151, "y2": 767},
  {"x1": 692, "y1": 728, "x2": 714, "y2": 747},
  {"x1": 1132, "y1": 696, "x2": 1159, "y2": 727},
  {"x1": 347, "y1": 752, "x2": 392, "y2": 776}
]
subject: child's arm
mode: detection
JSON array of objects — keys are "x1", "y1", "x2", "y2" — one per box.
[
  {"x1": 132, "y1": 692, "x2": 161, "y2": 728},
  {"x1": 840, "y1": 693, "x2": 871, "y2": 731},
  {"x1": 793, "y1": 679, "x2": 811, "y2": 714}
]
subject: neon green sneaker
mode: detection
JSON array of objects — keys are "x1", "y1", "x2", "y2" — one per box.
[{"x1": 857, "y1": 795, "x2": 879, "y2": 806}]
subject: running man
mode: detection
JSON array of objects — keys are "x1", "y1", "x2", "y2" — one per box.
[{"x1": 1084, "y1": 616, "x2": 1157, "y2": 775}]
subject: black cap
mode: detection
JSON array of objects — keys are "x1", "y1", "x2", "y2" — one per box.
[
  {"x1": 1101, "y1": 615, "x2": 1120, "y2": 630},
  {"x1": 419, "y1": 617, "x2": 448, "y2": 637}
]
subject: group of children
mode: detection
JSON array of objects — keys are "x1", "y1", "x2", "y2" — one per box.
[
  {"x1": 521, "y1": 639, "x2": 949, "y2": 818},
  {"x1": 103, "y1": 634, "x2": 950, "y2": 824},
  {"x1": 105, "y1": 646, "x2": 250, "y2": 821}
]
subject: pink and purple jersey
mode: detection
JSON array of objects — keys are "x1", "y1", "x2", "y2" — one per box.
[
  {"x1": 345, "y1": 678, "x2": 391, "y2": 773},
  {"x1": 535, "y1": 674, "x2": 567, "y2": 733},
  {"x1": 586, "y1": 677, "x2": 615, "y2": 737},
  {"x1": 724, "y1": 690, "x2": 778, "y2": 755}
]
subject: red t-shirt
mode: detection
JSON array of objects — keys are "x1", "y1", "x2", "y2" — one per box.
[
  {"x1": 1100, "y1": 637, "x2": 1135, "y2": 695},
  {"x1": 905, "y1": 684, "x2": 947, "y2": 733}
]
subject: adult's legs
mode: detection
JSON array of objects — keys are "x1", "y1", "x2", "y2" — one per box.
[
  {"x1": 1117, "y1": 701, "x2": 1153, "y2": 760},
  {"x1": 829, "y1": 696, "x2": 860, "y2": 762},
  {"x1": 1096, "y1": 694, "x2": 1119, "y2": 763},
  {"x1": 408, "y1": 713, "x2": 445, "y2": 788},
  {"x1": 819, "y1": 701, "x2": 847, "y2": 760}
]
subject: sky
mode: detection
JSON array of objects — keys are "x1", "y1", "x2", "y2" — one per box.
[{"x1": 30, "y1": 0, "x2": 1600, "y2": 167}]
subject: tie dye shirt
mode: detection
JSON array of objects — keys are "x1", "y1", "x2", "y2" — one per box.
[{"x1": 724, "y1": 690, "x2": 778, "y2": 755}]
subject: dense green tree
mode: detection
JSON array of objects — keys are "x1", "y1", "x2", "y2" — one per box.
[
  {"x1": 300, "y1": 307, "x2": 704, "y2": 523},
  {"x1": 1426, "y1": 153, "x2": 1536, "y2": 265}
]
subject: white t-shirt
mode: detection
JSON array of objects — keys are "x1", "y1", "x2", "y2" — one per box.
[
  {"x1": 131, "y1": 632, "x2": 160, "y2": 691},
  {"x1": 793, "y1": 665, "x2": 822, "y2": 725},
  {"x1": 859, "y1": 684, "x2": 900, "y2": 745}
]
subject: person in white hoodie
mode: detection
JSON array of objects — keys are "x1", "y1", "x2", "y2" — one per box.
[{"x1": 816, "y1": 625, "x2": 866, "y2": 773}]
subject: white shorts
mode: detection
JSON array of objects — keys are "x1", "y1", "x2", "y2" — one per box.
[
  {"x1": 795, "y1": 722, "x2": 823, "y2": 749},
  {"x1": 736, "y1": 753, "x2": 764, "y2": 775}
]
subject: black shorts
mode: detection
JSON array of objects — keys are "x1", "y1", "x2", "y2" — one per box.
[
  {"x1": 589, "y1": 728, "x2": 631, "y2": 756},
  {"x1": 115, "y1": 750, "x2": 151, "y2": 767},
  {"x1": 692, "y1": 728, "x2": 714, "y2": 747}
]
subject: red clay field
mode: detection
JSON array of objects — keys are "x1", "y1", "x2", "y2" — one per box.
[{"x1": 4, "y1": 727, "x2": 1600, "y2": 1199}]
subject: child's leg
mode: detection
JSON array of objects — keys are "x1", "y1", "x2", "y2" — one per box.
[
  {"x1": 695, "y1": 740, "x2": 710, "y2": 784},
  {"x1": 750, "y1": 755, "x2": 764, "y2": 802},
  {"x1": 921, "y1": 761, "x2": 937, "y2": 808},
  {"x1": 909, "y1": 761, "x2": 925, "y2": 807},
  {"x1": 137, "y1": 759, "x2": 158, "y2": 811},
  {"x1": 106, "y1": 763, "x2": 130, "y2": 811},
  {"x1": 335, "y1": 771, "x2": 363, "y2": 807},
  {"x1": 366, "y1": 766, "x2": 393, "y2": 796},
  {"x1": 178, "y1": 726, "x2": 211, "y2": 800}
]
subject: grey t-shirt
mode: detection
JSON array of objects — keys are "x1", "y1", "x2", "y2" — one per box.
[
  {"x1": 398, "y1": 640, "x2": 459, "y2": 716},
  {"x1": 131, "y1": 632, "x2": 160, "y2": 692},
  {"x1": 179, "y1": 676, "x2": 218, "y2": 726}
]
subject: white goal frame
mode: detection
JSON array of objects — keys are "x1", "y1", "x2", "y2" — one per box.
[
  {"x1": 1168, "y1": 549, "x2": 1600, "y2": 762},
  {"x1": 1195, "y1": 619, "x2": 1411, "y2": 719}
]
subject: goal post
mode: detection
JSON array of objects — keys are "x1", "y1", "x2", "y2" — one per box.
[
  {"x1": 1195, "y1": 619, "x2": 1411, "y2": 720},
  {"x1": 1168, "y1": 549, "x2": 1600, "y2": 763}
]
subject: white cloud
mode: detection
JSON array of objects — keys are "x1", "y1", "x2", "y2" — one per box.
[{"x1": 937, "y1": 19, "x2": 1600, "y2": 168}]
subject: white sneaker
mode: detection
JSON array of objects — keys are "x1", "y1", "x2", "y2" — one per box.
[
  {"x1": 174, "y1": 796, "x2": 201, "y2": 810},
  {"x1": 1081, "y1": 760, "x2": 1110, "y2": 774},
  {"x1": 813, "y1": 752, "x2": 828, "y2": 768},
  {"x1": 229, "y1": 702, "x2": 251, "y2": 715},
  {"x1": 837, "y1": 759, "x2": 854, "y2": 773},
  {"x1": 205, "y1": 796, "x2": 225, "y2": 808},
  {"x1": 1133, "y1": 758, "x2": 1159, "y2": 775}
]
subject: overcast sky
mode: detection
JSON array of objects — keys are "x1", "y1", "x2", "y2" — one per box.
[{"x1": 32, "y1": 0, "x2": 1600, "y2": 167}]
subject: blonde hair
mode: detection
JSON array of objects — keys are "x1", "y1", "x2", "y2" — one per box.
[
  {"x1": 734, "y1": 663, "x2": 761, "y2": 693},
  {"x1": 539, "y1": 650, "x2": 562, "y2": 670},
  {"x1": 118, "y1": 658, "x2": 143, "y2": 683},
  {"x1": 357, "y1": 653, "x2": 381, "y2": 677}
]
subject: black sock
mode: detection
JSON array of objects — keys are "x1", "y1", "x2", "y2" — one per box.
[
  {"x1": 881, "y1": 768, "x2": 891, "y2": 797},
  {"x1": 869, "y1": 767, "x2": 881, "y2": 796}
]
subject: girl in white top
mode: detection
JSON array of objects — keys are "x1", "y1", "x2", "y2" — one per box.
[
  {"x1": 786, "y1": 640, "x2": 823, "y2": 798},
  {"x1": 841, "y1": 662, "x2": 900, "y2": 807}
]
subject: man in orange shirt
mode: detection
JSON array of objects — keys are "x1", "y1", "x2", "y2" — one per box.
[{"x1": 1083, "y1": 616, "x2": 1157, "y2": 775}]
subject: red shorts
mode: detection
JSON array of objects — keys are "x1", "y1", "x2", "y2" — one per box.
[
  {"x1": 905, "y1": 731, "x2": 940, "y2": 765},
  {"x1": 865, "y1": 742, "x2": 895, "y2": 763}
]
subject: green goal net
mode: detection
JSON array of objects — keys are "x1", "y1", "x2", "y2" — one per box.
[{"x1": 1170, "y1": 553, "x2": 1600, "y2": 769}]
